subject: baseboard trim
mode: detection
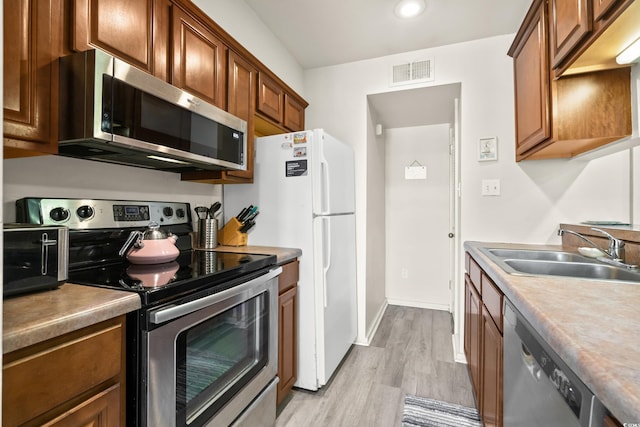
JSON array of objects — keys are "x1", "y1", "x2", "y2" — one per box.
[
  {"x1": 386, "y1": 298, "x2": 450, "y2": 312},
  {"x1": 452, "y1": 333, "x2": 467, "y2": 364},
  {"x1": 356, "y1": 300, "x2": 388, "y2": 346}
]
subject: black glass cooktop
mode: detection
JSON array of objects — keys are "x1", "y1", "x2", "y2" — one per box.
[{"x1": 68, "y1": 250, "x2": 277, "y2": 306}]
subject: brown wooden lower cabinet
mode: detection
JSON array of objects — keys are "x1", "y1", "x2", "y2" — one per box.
[
  {"x1": 481, "y1": 305, "x2": 503, "y2": 427},
  {"x1": 2, "y1": 316, "x2": 126, "y2": 426},
  {"x1": 464, "y1": 252, "x2": 504, "y2": 427},
  {"x1": 464, "y1": 274, "x2": 482, "y2": 400},
  {"x1": 277, "y1": 259, "x2": 299, "y2": 404}
]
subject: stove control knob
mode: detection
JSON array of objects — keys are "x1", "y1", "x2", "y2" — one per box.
[
  {"x1": 163, "y1": 207, "x2": 174, "y2": 217},
  {"x1": 50, "y1": 207, "x2": 70, "y2": 222},
  {"x1": 76, "y1": 205, "x2": 94, "y2": 220},
  {"x1": 176, "y1": 208, "x2": 185, "y2": 218}
]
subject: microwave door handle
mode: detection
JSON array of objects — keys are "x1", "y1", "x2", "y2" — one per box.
[
  {"x1": 150, "y1": 266, "x2": 282, "y2": 325},
  {"x1": 41, "y1": 232, "x2": 58, "y2": 276}
]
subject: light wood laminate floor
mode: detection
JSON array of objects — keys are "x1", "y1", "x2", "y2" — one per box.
[{"x1": 275, "y1": 305, "x2": 476, "y2": 426}]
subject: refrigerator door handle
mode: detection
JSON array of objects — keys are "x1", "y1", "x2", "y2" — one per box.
[
  {"x1": 322, "y1": 217, "x2": 331, "y2": 308},
  {"x1": 321, "y1": 159, "x2": 330, "y2": 214}
]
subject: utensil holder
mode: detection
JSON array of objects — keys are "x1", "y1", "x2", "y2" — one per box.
[
  {"x1": 218, "y1": 218, "x2": 248, "y2": 246},
  {"x1": 198, "y1": 218, "x2": 218, "y2": 249}
]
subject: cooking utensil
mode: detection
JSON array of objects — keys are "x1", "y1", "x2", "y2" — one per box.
[
  {"x1": 119, "y1": 222, "x2": 179, "y2": 264},
  {"x1": 237, "y1": 205, "x2": 253, "y2": 222},
  {"x1": 209, "y1": 202, "x2": 221, "y2": 219},
  {"x1": 195, "y1": 206, "x2": 209, "y2": 220},
  {"x1": 244, "y1": 210, "x2": 259, "y2": 223}
]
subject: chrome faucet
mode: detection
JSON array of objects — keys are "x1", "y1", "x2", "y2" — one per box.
[{"x1": 557, "y1": 227, "x2": 637, "y2": 269}]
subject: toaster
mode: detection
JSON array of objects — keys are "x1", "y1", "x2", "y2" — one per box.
[{"x1": 3, "y1": 224, "x2": 69, "y2": 297}]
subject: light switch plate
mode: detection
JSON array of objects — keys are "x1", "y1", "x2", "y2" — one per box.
[{"x1": 481, "y1": 179, "x2": 501, "y2": 196}]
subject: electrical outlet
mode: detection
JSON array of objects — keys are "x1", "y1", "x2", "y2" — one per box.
[
  {"x1": 481, "y1": 179, "x2": 501, "y2": 196},
  {"x1": 401, "y1": 268, "x2": 408, "y2": 279}
]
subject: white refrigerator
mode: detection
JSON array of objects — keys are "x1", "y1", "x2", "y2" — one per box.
[{"x1": 223, "y1": 129, "x2": 357, "y2": 391}]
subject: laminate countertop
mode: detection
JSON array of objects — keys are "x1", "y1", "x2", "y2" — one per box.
[
  {"x1": 3, "y1": 283, "x2": 141, "y2": 354},
  {"x1": 208, "y1": 245, "x2": 302, "y2": 265},
  {"x1": 465, "y1": 241, "x2": 640, "y2": 424},
  {"x1": 3, "y1": 246, "x2": 300, "y2": 356}
]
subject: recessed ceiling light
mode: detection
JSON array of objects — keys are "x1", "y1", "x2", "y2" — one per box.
[{"x1": 394, "y1": 0, "x2": 426, "y2": 19}]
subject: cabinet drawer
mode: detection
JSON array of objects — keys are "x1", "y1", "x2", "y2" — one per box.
[
  {"x1": 482, "y1": 273, "x2": 503, "y2": 332},
  {"x1": 3, "y1": 317, "x2": 124, "y2": 426},
  {"x1": 468, "y1": 255, "x2": 482, "y2": 294},
  {"x1": 279, "y1": 259, "x2": 299, "y2": 294}
]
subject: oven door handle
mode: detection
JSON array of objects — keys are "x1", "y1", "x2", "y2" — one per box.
[{"x1": 149, "y1": 266, "x2": 282, "y2": 325}]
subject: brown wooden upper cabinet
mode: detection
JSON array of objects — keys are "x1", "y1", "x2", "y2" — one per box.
[
  {"x1": 72, "y1": 0, "x2": 170, "y2": 80},
  {"x1": 592, "y1": 0, "x2": 621, "y2": 20},
  {"x1": 284, "y1": 94, "x2": 306, "y2": 132},
  {"x1": 3, "y1": 0, "x2": 60, "y2": 157},
  {"x1": 510, "y1": 1, "x2": 551, "y2": 156},
  {"x1": 257, "y1": 72, "x2": 284, "y2": 123},
  {"x1": 548, "y1": 0, "x2": 591, "y2": 67},
  {"x1": 171, "y1": 6, "x2": 227, "y2": 110},
  {"x1": 4, "y1": 0, "x2": 308, "y2": 184},
  {"x1": 257, "y1": 72, "x2": 308, "y2": 133},
  {"x1": 219, "y1": 51, "x2": 257, "y2": 182},
  {"x1": 508, "y1": 0, "x2": 632, "y2": 161}
]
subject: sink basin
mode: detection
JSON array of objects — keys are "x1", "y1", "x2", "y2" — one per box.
[
  {"x1": 479, "y1": 247, "x2": 640, "y2": 283},
  {"x1": 487, "y1": 248, "x2": 594, "y2": 263},
  {"x1": 503, "y1": 259, "x2": 640, "y2": 282}
]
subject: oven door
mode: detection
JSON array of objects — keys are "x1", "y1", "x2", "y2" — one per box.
[{"x1": 144, "y1": 267, "x2": 281, "y2": 427}]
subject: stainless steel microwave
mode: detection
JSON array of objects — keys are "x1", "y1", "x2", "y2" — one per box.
[
  {"x1": 3, "y1": 224, "x2": 69, "y2": 298},
  {"x1": 58, "y1": 49, "x2": 247, "y2": 172}
]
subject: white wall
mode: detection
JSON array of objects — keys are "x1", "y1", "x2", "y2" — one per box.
[
  {"x1": 192, "y1": 0, "x2": 305, "y2": 96},
  {"x1": 3, "y1": 156, "x2": 221, "y2": 224},
  {"x1": 361, "y1": 103, "x2": 386, "y2": 344},
  {"x1": 302, "y1": 35, "x2": 634, "y2": 352},
  {"x1": 385, "y1": 124, "x2": 451, "y2": 311}
]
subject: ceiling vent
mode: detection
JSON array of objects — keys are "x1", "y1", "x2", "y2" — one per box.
[{"x1": 390, "y1": 58, "x2": 434, "y2": 86}]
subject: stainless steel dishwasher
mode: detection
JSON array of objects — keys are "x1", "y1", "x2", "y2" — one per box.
[{"x1": 503, "y1": 301, "x2": 603, "y2": 427}]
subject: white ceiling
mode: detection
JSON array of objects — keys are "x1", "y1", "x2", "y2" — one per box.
[{"x1": 244, "y1": 0, "x2": 532, "y2": 69}]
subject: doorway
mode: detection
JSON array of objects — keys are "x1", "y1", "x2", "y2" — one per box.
[{"x1": 368, "y1": 83, "x2": 461, "y2": 312}]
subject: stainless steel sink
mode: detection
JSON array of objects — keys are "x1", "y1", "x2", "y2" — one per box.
[
  {"x1": 486, "y1": 248, "x2": 594, "y2": 263},
  {"x1": 479, "y1": 247, "x2": 640, "y2": 283},
  {"x1": 503, "y1": 259, "x2": 640, "y2": 282}
]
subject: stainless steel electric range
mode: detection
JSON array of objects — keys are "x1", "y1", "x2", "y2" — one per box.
[{"x1": 17, "y1": 197, "x2": 281, "y2": 427}]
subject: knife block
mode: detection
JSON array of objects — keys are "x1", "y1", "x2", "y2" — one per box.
[{"x1": 218, "y1": 218, "x2": 248, "y2": 246}]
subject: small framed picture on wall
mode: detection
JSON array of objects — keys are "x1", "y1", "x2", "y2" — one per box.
[{"x1": 478, "y1": 137, "x2": 498, "y2": 161}]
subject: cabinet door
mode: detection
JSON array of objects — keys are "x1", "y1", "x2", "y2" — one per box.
[
  {"x1": 172, "y1": 7, "x2": 227, "y2": 109},
  {"x1": 43, "y1": 384, "x2": 120, "y2": 427},
  {"x1": 464, "y1": 275, "x2": 472, "y2": 360},
  {"x1": 481, "y1": 307, "x2": 503, "y2": 427},
  {"x1": 511, "y1": 1, "x2": 552, "y2": 157},
  {"x1": 257, "y1": 72, "x2": 284, "y2": 123},
  {"x1": 283, "y1": 93, "x2": 305, "y2": 131},
  {"x1": 3, "y1": 0, "x2": 59, "y2": 156},
  {"x1": 72, "y1": 0, "x2": 166, "y2": 76},
  {"x1": 467, "y1": 277, "x2": 482, "y2": 400},
  {"x1": 3, "y1": 317, "x2": 124, "y2": 426},
  {"x1": 278, "y1": 285, "x2": 298, "y2": 404},
  {"x1": 549, "y1": 0, "x2": 591, "y2": 67},
  {"x1": 224, "y1": 51, "x2": 256, "y2": 181},
  {"x1": 592, "y1": 0, "x2": 620, "y2": 20}
]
